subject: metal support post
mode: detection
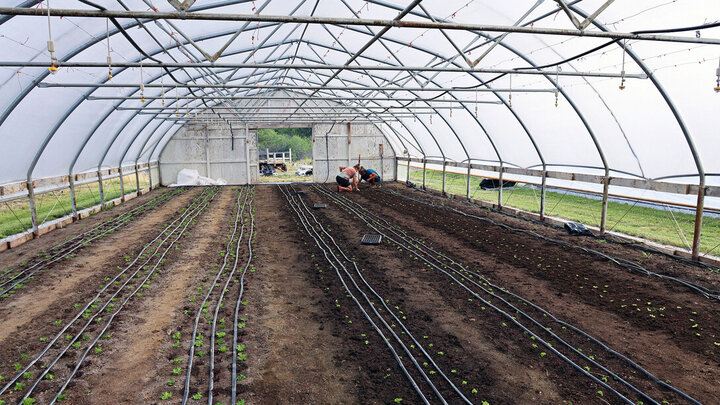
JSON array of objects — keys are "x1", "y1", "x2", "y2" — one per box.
[
  {"x1": 98, "y1": 170, "x2": 105, "y2": 208},
  {"x1": 27, "y1": 181, "x2": 39, "y2": 237},
  {"x1": 691, "y1": 184, "x2": 705, "y2": 260},
  {"x1": 347, "y1": 123, "x2": 352, "y2": 167},
  {"x1": 135, "y1": 164, "x2": 140, "y2": 195},
  {"x1": 600, "y1": 171, "x2": 610, "y2": 233},
  {"x1": 119, "y1": 167, "x2": 125, "y2": 202},
  {"x1": 405, "y1": 153, "x2": 410, "y2": 184},
  {"x1": 422, "y1": 157, "x2": 427, "y2": 190},
  {"x1": 205, "y1": 127, "x2": 211, "y2": 178},
  {"x1": 289, "y1": 148, "x2": 292, "y2": 163},
  {"x1": 498, "y1": 168, "x2": 504, "y2": 209},
  {"x1": 466, "y1": 161, "x2": 471, "y2": 200},
  {"x1": 540, "y1": 170, "x2": 547, "y2": 221},
  {"x1": 245, "y1": 123, "x2": 252, "y2": 185},
  {"x1": 69, "y1": 175, "x2": 78, "y2": 220},
  {"x1": 148, "y1": 163, "x2": 154, "y2": 191},
  {"x1": 442, "y1": 160, "x2": 447, "y2": 195}
]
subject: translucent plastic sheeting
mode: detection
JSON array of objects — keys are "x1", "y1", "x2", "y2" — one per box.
[{"x1": 0, "y1": 0, "x2": 718, "y2": 197}]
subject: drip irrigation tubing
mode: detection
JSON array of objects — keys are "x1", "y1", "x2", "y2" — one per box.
[
  {"x1": 48, "y1": 187, "x2": 219, "y2": 405},
  {"x1": 281, "y1": 184, "x2": 455, "y2": 404},
  {"x1": 315, "y1": 185, "x2": 702, "y2": 405},
  {"x1": 385, "y1": 187, "x2": 720, "y2": 302},
  {"x1": 181, "y1": 186, "x2": 251, "y2": 405},
  {"x1": 0, "y1": 187, "x2": 185, "y2": 298},
  {"x1": 208, "y1": 187, "x2": 255, "y2": 405},
  {"x1": 230, "y1": 186, "x2": 256, "y2": 405},
  {"x1": 290, "y1": 184, "x2": 471, "y2": 403},
  {"x1": 0, "y1": 187, "x2": 216, "y2": 403}
]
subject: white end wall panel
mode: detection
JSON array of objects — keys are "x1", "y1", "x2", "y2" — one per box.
[{"x1": 312, "y1": 123, "x2": 396, "y2": 183}]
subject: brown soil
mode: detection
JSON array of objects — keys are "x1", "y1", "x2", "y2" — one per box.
[
  {"x1": 322, "y1": 183, "x2": 720, "y2": 404},
  {"x1": 2, "y1": 182, "x2": 718, "y2": 405},
  {"x1": 0, "y1": 190, "x2": 195, "y2": 345},
  {"x1": 79, "y1": 187, "x2": 235, "y2": 404},
  {"x1": 240, "y1": 186, "x2": 359, "y2": 404}
]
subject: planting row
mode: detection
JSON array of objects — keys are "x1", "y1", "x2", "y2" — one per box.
[
  {"x1": 0, "y1": 187, "x2": 186, "y2": 300},
  {"x1": 315, "y1": 184, "x2": 707, "y2": 405},
  {"x1": 0, "y1": 187, "x2": 218, "y2": 405}
]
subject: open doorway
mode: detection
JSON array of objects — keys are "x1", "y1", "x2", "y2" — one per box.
[{"x1": 257, "y1": 128, "x2": 313, "y2": 183}]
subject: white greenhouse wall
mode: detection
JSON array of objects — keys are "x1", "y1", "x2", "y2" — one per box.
[
  {"x1": 312, "y1": 123, "x2": 396, "y2": 183},
  {"x1": 158, "y1": 124, "x2": 259, "y2": 185}
]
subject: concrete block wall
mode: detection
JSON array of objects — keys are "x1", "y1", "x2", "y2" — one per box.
[
  {"x1": 159, "y1": 124, "x2": 258, "y2": 185},
  {"x1": 312, "y1": 123, "x2": 396, "y2": 183}
]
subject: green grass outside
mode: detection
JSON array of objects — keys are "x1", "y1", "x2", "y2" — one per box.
[
  {"x1": 0, "y1": 175, "x2": 148, "y2": 239},
  {"x1": 403, "y1": 165, "x2": 720, "y2": 255}
]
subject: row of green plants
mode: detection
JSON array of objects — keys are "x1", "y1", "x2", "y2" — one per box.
[{"x1": 162, "y1": 187, "x2": 254, "y2": 405}]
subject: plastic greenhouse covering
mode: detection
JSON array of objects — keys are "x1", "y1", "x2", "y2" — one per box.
[{"x1": 0, "y1": 0, "x2": 719, "y2": 253}]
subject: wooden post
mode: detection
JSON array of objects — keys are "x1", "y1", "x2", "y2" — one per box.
[
  {"x1": 27, "y1": 181, "x2": 39, "y2": 237},
  {"x1": 69, "y1": 175, "x2": 78, "y2": 220},
  {"x1": 540, "y1": 170, "x2": 547, "y2": 221},
  {"x1": 119, "y1": 166, "x2": 125, "y2": 202},
  {"x1": 600, "y1": 170, "x2": 610, "y2": 233},
  {"x1": 691, "y1": 184, "x2": 705, "y2": 260}
]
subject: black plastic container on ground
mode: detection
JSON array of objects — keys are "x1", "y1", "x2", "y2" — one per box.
[{"x1": 361, "y1": 234, "x2": 383, "y2": 245}]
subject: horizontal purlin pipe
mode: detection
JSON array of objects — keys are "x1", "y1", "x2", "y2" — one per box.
[
  {"x1": 88, "y1": 95, "x2": 503, "y2": 104},
  {"x1": 38, "y1": 82, "x2": 556, "y2": 92},
  {"x1": 0, "y1": 61, "x2": 648, "y2": 79},
  {"x1": 1, "y1": 7, "x2": 719, "y2": 45}
]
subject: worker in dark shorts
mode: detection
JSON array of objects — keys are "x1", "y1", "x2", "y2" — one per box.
[
  {"x1": 336, "y1": 165, "x2": 360, "y2": 192},
  {"x1": 359, "y1": 167, "x2": 381, "y2": 186}
]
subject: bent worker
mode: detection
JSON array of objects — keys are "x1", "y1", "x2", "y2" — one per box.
[
  {"x1": 359, "y1": 167, "x2": 381, "y2": 186},
  {"x1": 336, "y1": 165, "x2": 360, "y2": 192}
]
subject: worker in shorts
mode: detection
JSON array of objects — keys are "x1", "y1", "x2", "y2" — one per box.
[
  {"x1": 359, "y1": 167, "x2": 381, "y2": 186},
  {"x1": 336, "y1": 164, "x2": 360, "y2": 192}
]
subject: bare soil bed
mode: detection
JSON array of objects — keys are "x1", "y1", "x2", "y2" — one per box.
[{"x1": 0, "y1": 183, "x2": 717, "y2": 404}]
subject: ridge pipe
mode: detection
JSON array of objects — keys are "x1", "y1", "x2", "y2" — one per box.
[
  {"x1": 0, "y1": 61, "x2": 646, "y2": 79},
  {"x1": 3, "y1": 7, "x2": 720, "y2": 45}
]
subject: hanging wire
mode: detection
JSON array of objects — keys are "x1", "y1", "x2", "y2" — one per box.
[
  {"x1": 46, "y1": 0, "x2": 58, "y2": 73},
  {"x1": 619, "y1": 40, "x2": 628, "y2": 90},
  {"x1": 106, "y1": 18, "x2": 112, "y2": 78},
  {"x1": 139, "y1": 61, "x2": 146, "y2": 102},
  {"x1": 554, "y1": 66, "x2": 560, "y2": 107},
  {"x1": 161, "y1": 74, "x2": 165, "y2": 105},
  {"x1": 474, "y1": 88, "x2": 478, "y2": 117},
  {"x1": 508, "y1": 74, "x2": 513, "y2": 107}
]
